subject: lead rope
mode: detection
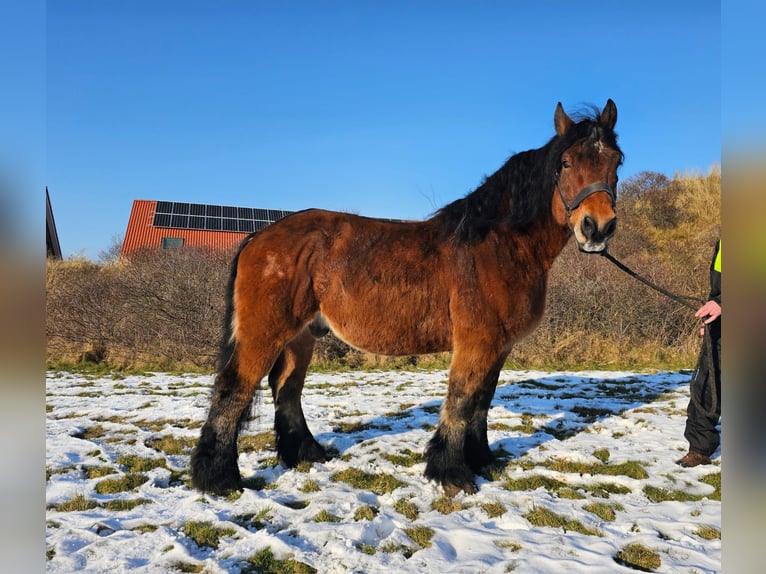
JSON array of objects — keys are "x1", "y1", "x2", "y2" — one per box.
[{"x1": 599, "y1": 249, "x2": 719, "y2": 418}]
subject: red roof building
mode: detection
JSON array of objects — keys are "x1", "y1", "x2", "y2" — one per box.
[{"x1": 120, "y1": 199, "x2": 294, "y2": 259}]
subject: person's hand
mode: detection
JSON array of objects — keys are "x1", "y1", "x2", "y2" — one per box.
[{"x1": 695, "y1": 300, "x2": 721, "y2": 336}]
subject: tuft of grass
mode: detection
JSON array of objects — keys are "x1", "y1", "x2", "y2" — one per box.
[
  {"x1": 72, "y1": 425, "x2": 108, "y2": 440},
  {"x1": 238, "y1": 432, "x2": 275, "y2": 453},
  {"x1": 544, "y1": 458, "x2": 648, "y2": 480},
  {"x1": 700, "y1": 472, "x2": 721, "y2": 501},
  {"x1": 244, "y1": 547, "x2": 317, "y2": 574},
  {"x1": 168, "y1": 561, "x2": 204, "y2": 573},
  {"x1": 235, "y1": 507, "x2": 272, "y2": 531},
  {"x1": 694, "y1": 525, "x2": 721, "y2": 540},
  {"x1": 393, "y1": 498, "x2": 420, "y2": 521},
  {"x1": 403, "y1": 525, "x2": 434, "y2": 552},
  {"x1": 592, "y1": 448, "x2": 610, "y2": 463},
  {"x1": 83, "y1": 465, "x2": 118, "y2": 479},
  {"x1": 584, "y1": 482, "x2": 631, "y2": 499},
  {"x1": 102, "y1": 498, "x2": 153, "y2": 511},
  {"x1": 583, "y1": 502, "x2": 617, "y2": 522},
  {"x1": 381, "y1": 449, "x2": 422, "y2": 467},
  {"x1": 298, "y1": 479, "x2": 320, "y2": 494},
  {"x1": 643, "y1": 485, "x2": 702, "y2": 503},
  {"x1": 503, "y1": 474, "x2": 569, "y2": 493},
  {"x1": 52, "y1": 494, "x2": 98, "y2": 512},
  {"x1": 117, "y1": 454, "x2": 167, "y2": 473},
  {"x1": 94, "y1": 473, "x2": 149, "y2": 494},
  {"x1": 523, "y1": 506, "x2": 601, "y2": 536},
  {"x1": 145, "y1": 435, "x2": 195, "y2": 455},
  {"x1": 312, "y1": 509, "x2": 340, "y2": 523},
  {"x1": 354, "y1": 505, "x2": 378, "y2": 521},
  {"x1": 356, "y1": 543, "x2": 377, "y2": 555},
  {"x1": 182, "y1": 520, "x2": 236, "y2": 549},
  {"x1": 614, "y1": 543, "x2": 661, "y2": 571},
  {"x1": 481, "y1": 499, "x2": 507, "y2": 518},
  {"x1": 431, "y1": 495, "x2": 464, "y2": 514},
  {"x1": 332, "y1": 468, "x2": 405, "y2": 495}
]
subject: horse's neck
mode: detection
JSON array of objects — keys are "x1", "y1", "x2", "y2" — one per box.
[{"x1": 515, "y1": 214, "x2": 572, "y2": 272}]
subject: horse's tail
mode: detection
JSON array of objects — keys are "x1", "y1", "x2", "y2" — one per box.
[{"x1": 217, "y1": 233, "x2": 256, "y2": 373}]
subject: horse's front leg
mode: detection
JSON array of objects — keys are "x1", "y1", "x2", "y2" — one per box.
[{"x1": 424, "y1": 350, "x2": 507, "y2": 496}]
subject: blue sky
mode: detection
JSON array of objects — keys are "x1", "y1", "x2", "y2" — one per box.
[{"x1": 43, "y1": 1, "x2": 721, "y2": 260}]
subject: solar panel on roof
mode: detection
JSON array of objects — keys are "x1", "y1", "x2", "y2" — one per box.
[{"x1": 152, "y1": 200, "x2": 293, "y2": 232}]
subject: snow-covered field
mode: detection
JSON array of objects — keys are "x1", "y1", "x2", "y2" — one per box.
[{"x1": 45, "y1": 369, "x2": 720, "y2": 573}]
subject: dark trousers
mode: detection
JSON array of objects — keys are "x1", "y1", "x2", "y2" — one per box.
[{"x1": 684, "y1": 318, "x2": 721, "y2": 456}]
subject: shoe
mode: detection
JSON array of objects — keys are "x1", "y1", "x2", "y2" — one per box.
[{"x1": 676, "y1": 451, "x2": 711, "y2": 468}]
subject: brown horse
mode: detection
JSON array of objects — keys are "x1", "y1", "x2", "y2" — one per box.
[{"x1": 191, "y1": 99, "x2": 623, "y2": 496}]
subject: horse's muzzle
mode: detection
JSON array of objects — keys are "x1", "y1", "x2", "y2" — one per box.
[{"x1": 577, "y1": 214, "x2": 617, "y2": 253}]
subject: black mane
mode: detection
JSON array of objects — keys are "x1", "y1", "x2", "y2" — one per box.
[{"x1": 432, "y1": 108, "x2": 621, "y2": 243}]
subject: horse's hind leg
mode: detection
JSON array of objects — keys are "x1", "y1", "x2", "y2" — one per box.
[
  {"x1": 191, "y1": 331, "x2": 289, "y2": 494},
  {"x1": 424, "y1": 350, "x2": 507, "y2": 496},
  {"x1": 268, "y1": 327, "x2": 326, "y2": 467},
  {"x1": 191, "y1": 356, "x2": 262, "y2": 494}
]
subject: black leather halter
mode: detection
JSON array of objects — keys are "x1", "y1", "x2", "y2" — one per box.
[{"x1": 554, "y1": 172, "x2": 616, "y2": 218}]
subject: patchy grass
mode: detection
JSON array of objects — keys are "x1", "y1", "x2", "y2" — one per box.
[
  {"x1": 312, "y1": 509, "x2": 340, "y2": 523},
  {"x1": 356, "y1": 543, "x2": 377, "y2": 555},
  {"x1": 102, "y1": 498, "x2": 153, "y2": 511},
  {"x1": 592, "y1": 448, "x2": 610, "y2": 463},
  {"x1": 94, "y1": 473, "x2": 149, "y2": 494},
  {"x1": 694, "y1": 525, "x2": 721, "y2": 540},
  {"x1": 51, "y1": 494, "x2": 98, "y2": 512},
  {"x1": 481, "y1": 499, "x2": 507, "y2": 518},
  {"x1": 82, "y1": 465, "x2": 118, "y2": 479},
  {"x1": 614, "y1": 543, "x2": 661, "y2": 571},
  {"x1": 243, "y1": 547, "x2": 317, "y2": 574},
  {"x1": 332, "y1": 468, "x2": 406, "y2": 495},
  {"x1": 169, "y1": 562, "x2": 204, "y2": 573},
  {"x1": 353, "y1": 505, "x2": 378, "y2": 521},
  {"x1": 543, "y1": 458, "x2": 648, "y2": 480},
  {"x1": 403, "y1": 525, "x2": 434, "y2": 552},
  {"x1": 431, "y1": 495, "x2": 464, "y2": 514},
  {"x1": 523, "y1": 506, "x2": 601, "y2": 536},
  {"x1": 238, "y1": 432, "x2": 275, "y2": 453},
  {"x1": 298, "y1": 480, "x2": 320, "y2": 494},
  {"x1": 583, "y1": 502, "x2": 618, "y2": 522},
  {"x1": 643, "y1": 473, "x2": 720, "y2": 504},
  {"x1": 117, "y1": 454, "x2": 167, "y2": 473},
  {"x1": 381, "y1": 448, "x2": 421, "y2": 467},
  {"x1": 144, "y1": 435, "x2": 196, "y2": 455},
  {"x1": 393, "y1": 498, "x2": 420, "y2": 521},
  {"x1": 182, "y1": 521, "x2": 236, "y2": 550},
  {"x1": 234, "y1": 508, "x2": 272, "y2": 531},
  {"x1": 503, "y1": 474, "x2": 570, "y2": 493}
]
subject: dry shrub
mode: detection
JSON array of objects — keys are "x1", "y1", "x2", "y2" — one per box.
[{"x1": 46, "y1": 169, "x2": 719, "y2": 371}]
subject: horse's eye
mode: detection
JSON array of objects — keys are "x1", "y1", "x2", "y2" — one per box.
[{"x1": 562, "y1": 160, "x2": 571, "y2": 169}]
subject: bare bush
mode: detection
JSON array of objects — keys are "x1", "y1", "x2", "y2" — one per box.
[{"x1": 46, "y1": 170, "x2": 720, "y2": 371}]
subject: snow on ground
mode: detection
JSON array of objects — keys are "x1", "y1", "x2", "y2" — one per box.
[{"x1": 45, "y1": 369, "x2": 720, "y2": 573}]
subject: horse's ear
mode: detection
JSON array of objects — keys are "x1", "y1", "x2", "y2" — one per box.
[
  {"x1": 554, "y1": 102, "x2": 574, "y2": 136},
  {"x1": 600, "y1": 99, "x2": 617, "y2": 129}
]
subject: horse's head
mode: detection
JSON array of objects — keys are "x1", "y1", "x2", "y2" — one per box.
[{"x1": 552, "y1": 99, "x2": 622, "y2": 253}]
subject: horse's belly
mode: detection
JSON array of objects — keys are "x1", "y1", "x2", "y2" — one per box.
[{"x1": 320, "y1": 306, "x2": 452, "y2": 356}]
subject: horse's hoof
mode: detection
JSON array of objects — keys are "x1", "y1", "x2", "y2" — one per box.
[
  {"x1": 442, "y1": 480, "x2": 477, "y2": 497},
  {"x1": 299, "y1": 438, "x2": 327, "y2": 463}
]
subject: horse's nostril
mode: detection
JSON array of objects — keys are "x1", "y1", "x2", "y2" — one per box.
[
  {"x1": 603, "y1": 217, "x2": 617, "y2": 237},
  {"x1": 582, "y1": 216, "x2": 596, "y2": 238}
]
